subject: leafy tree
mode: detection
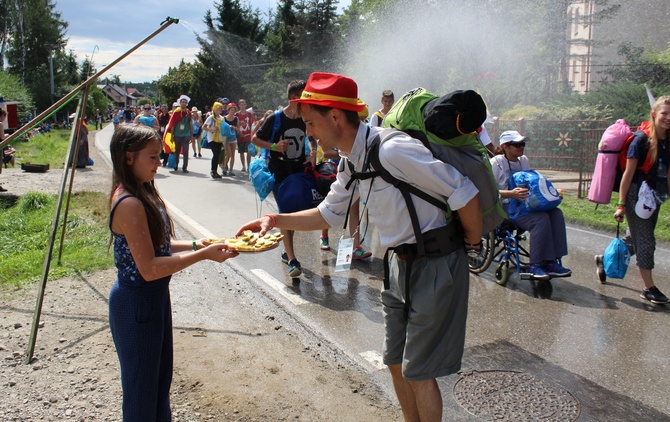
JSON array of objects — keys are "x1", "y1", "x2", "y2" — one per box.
[
  {"x1": 155, "y1": 60, "x2": 195, "y2": 107},
  {"x1": 604, "y1": 41, "x2": 670, "y2": 86},
  {"x1": 4, "y1": 0, "x2": 69, "y2": 111},
  {"x1": 84, "y1": 86, "x2": 112, "y2": 122},
  {"x1": 0, "y1": 71, "x2": 34, "y2": 120},
  {"x1": 294, "y1": 0, "x2": 341, "y2": 70}
]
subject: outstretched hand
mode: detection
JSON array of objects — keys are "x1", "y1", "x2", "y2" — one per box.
[
  {"x1": 202, "y1": 242, "x2": 239, "y2": 262},
  {"x1": 236, "y1": 216, "x2": 274, "y2": 237}
]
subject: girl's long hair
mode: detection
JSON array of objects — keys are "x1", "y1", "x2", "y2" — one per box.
[
  {"x1": 648, "y1": 96, "x2": 670, "y2": 164},
  {"x1": 109, "y1": 124, "x2": 174, "y2": 248}
]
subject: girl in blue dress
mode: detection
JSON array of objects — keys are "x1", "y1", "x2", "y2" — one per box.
[{"x1": 108, "y1": 124, "x2": 237, "y2": 420}]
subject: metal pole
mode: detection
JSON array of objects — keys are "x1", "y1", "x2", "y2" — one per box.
[
  {"x1": 23, "y1": 17, "x2": 180, "y2": 364},
  {"x1": 24, "y1": 93, "x2": 87, "y2": 364},
  {"x1": 48, "y1": 52, "x2": 55, "y2": 106},
  {"x1": 1, "y1": 17, "x2": 179, "y2": 151},
  {"x1": 57, "y1": 84, "x2": 91, "y2": 265}
]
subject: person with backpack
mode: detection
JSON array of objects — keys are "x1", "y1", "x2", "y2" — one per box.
[
  {"x1": 368, "y1": 89, "x2": 394, "y2": 127},
  {"x1": 251, "y1": 80, "x2": 311, "y2": 278},
  {"x1": 490, "y1": 130, "x2": 572, "y2": 280},
  {"x1": 596, "y1": 96, "x2": 670, "y2": 305},
  {"x1": 239, "y1": 72, "x2": 482, "y2": 421}
]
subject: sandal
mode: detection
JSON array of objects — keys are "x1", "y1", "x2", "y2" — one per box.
[{"x1": 0, "y1": 186, "x2": 7, "y2": 192}]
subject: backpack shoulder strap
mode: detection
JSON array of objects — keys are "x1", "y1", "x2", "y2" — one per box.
[
  {"x1": 367, "y1": 130, "x2": 451, "y2": 256},
  {"x1": 270, "y1": 110, "x2": 282, "y2": 142},
  {"x1": 371, "y1": 130, "x2": 449, "y2": 212}
]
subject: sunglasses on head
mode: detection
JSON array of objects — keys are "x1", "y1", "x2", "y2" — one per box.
[{"x1": 508, "y1": 141, "x2": 526, "y2": 148}]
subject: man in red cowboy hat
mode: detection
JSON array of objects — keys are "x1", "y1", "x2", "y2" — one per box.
[{"x1": 238, "y1": 72, "x2": 482, "y2": 421}]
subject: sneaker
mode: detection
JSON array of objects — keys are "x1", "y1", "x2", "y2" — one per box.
[
  {"x1": 228, "y1": 171, "x2": 235, "y2": 177},
  {"x1": 287, "y1": 259, "x2": 302, "y2": 277},
  {"x1": 193, "y1": 153, "x2": 197, "y2": 158},
  {"x1": 319, "y1": 236, "x2": 330, "y2": 250},
  {"x1": 543, "y1": 260, "x2": 572, "y2": 277},
  {"x1": 352, "y1": 245, "x2": 372, "y2": 260},
  {"x1": 211, "y1": 171, "x2": 222, "y2": 179},
  {"x1": 281, "y1": 251, "x2": 289, "y2": 264},
  {"x1": 640, "y1": 286, "x2": 670, "y2": 305},
  {"x1": 595, "y1": 255, "x2": 606, "y2": 283},
  {"x1": 198, "y1": 153, "x2": 202, "y2": 157},
  {"x1": 182, "y1": 169, "x2": 189, "y2": 173},
  {"x1": 524, "y1": 263, "x2": 550, "y2": 281}
]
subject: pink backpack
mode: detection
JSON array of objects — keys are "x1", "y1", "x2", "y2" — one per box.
[{"x1": 588, "y1": 119, "x2": 632, "y2": 205}]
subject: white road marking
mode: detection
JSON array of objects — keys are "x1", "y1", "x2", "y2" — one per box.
[{"x1": 251, "y1": 269, "x2": 309, "y2": 306}]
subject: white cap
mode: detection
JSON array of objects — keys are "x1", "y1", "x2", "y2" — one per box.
[
  {"x1": 177, "y1": 95, "x2": 191, "y2": 104},
  {"x1": 635, "y1": 182, "x2": 657, "y2": 219},
  {"x1": 499, "y1": 130, "x2": 527, "y2": 145}
]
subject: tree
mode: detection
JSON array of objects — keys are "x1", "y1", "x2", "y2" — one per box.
[
  {"x1": 294, "y1": 0, "x2": 341, "y2": 70},
  {"x1": 0, "y1": 71, "x2": 34, "y2": 121},
  {"x1": 4, "y1": 0, "x2": 69, "y2": 111}
]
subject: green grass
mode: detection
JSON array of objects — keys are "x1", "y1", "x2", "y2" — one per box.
[
  {"x1": 12, "y1": 129, "x2": 72, "y2": 169},
  {"x1": 0, "y1": 191, "x2": 113, "y2": 287},
  {"x1": 559, "y1": 193, "x2": 670, "y2": 243}
]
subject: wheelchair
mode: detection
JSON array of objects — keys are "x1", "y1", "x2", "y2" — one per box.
[{"x1": 468, "y1": 220, "x2": 533, "y2": 286}]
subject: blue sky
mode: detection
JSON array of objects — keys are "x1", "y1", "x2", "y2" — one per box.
[{"x1": 56, "y1": 0, "x2": 351, "y2": 83}]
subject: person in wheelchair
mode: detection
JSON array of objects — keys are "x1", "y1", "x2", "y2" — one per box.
[{"x1": 490, "y1": 130, "x2": 571, "y2": 280}]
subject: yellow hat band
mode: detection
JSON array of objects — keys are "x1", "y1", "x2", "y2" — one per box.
[{"x1": 300, "y1": 90, "x2": 359, "y2": 106}]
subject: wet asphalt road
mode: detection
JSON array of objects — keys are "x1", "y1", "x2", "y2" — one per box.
[{"x1": 98, "y1": 126, "x2": 670, "y2": 420}]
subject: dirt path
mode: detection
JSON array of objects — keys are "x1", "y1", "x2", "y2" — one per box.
[{"x1": 0, "y1": 130, "x2": 401, "y2": 421}]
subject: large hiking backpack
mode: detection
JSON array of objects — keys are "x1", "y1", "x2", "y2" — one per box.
[
  {"x1": 588, "y1": 120, "x2": 652, "y2": 205},
  {"x1": 381, "y1": 88, "x2": 506, "y2": 236}
]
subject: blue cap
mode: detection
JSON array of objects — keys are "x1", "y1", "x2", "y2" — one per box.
[{"x1": 219, "y1": 97, "x2": 230, "y2": 103}]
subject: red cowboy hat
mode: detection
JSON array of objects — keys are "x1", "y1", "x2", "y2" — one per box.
[{"x1": 291, "y1": 72, "x2": 365, "y2": 113}]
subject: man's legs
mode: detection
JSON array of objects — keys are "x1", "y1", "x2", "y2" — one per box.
[
  {"x1": 388, "y1": 365, "x2": 442, "y2": 422},
  {"x1": 282, "y1": 229, "x2": 302, "y2": 277},
  {"x1": 283, "y1": 229, "x2": 296, "y2": 261}
]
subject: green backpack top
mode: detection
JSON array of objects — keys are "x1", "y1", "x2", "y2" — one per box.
[{"x1": 381, "y1": 87, "x2": 506, "y2": 236}]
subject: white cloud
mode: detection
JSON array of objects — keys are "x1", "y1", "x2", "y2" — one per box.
[{"x1": 66, "y1": 35, "x2": 200, "y2": 83}]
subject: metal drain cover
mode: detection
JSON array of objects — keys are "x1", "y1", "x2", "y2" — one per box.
[{"x1": 453, "y1": 370, "x2": 580, "y2": 421}]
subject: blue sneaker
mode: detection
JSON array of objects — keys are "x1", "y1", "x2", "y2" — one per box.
[
  {"x1": 287, "y1": 259, "x2": 302, "y2": 277},
  {"x1": 525, "y1": 263, "x2": 550, "y2": 281},
  {"x1": 543, "y1": 260, "x2": 572, "y2": 278},
  {"x1": 319, "y1": 236, "x2": 330, "y2": 251},
  {"x1": 281, "y1": 251, "x2": 289, "y2": 264},
  {"x1": 352, "y1": 246, "x2": 372, "y2": 261}
]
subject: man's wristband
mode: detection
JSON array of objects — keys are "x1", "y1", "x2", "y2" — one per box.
[
  {"x1": 271, "y1": 143, "x2": 277, "y2": 151},
  {"x1": 192, "y1": 240, "x2": 198, "y2": 251},
  {"x1": 264, "y1": 214, "x2": 277, "y2": 230}
]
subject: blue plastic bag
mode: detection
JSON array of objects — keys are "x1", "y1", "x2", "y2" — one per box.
[
  {"x1": 508, "y1": 170, "x2": 562, "y2": 220},
  {"x1": 603, "y1": 225, "x2": 630, "y2": 279},
  {"x1": 249, "y1": 158, "x2": 274, "y2": 202},
  {"x1": 167, "y1": 153, "x2": 176, "y2": 169},
  {"x1": 248, "y1": 142, "x2": 258, "y2": 157}
]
